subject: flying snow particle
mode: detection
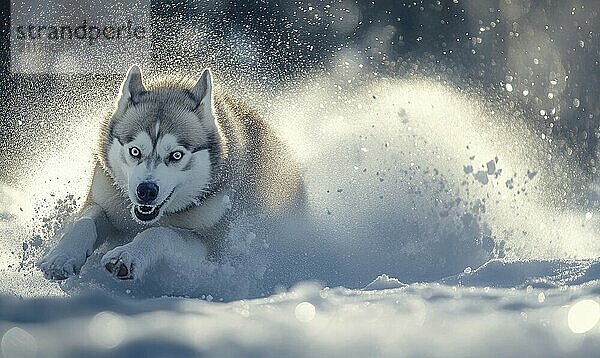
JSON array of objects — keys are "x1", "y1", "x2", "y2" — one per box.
[
  {"x1": 505, "y1": 83, "x2": 513, "y2": 92},
  {"x1": 463, "y1": 266, "x2": 472, "y2": 274},
  {"x1": 573, "y1": 98, "x2": 580, "y2": 108},
  {"x1": 295, "y1": 302, "x2": 316, "y2": 323},
  {"x1": 538, "y1": 292, "x2": 546, "y2": 303},
  {"x1": 474, "y1": 171, "x2": 489, "y2": 185},
  {"x1": 568, "y1": 299, "x2": 600, "y2": 334},
  {"x1": 585, "y1": 212, "x2": 593, "y2": 221},
  {"x1": 222, "y1": 195, "x2": 232, "y2": 210},
  {"x1": 486, "y1": 160, "x2": 496, "y2": 175}
]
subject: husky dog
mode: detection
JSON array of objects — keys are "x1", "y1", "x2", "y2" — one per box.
[{"x1": 38, "y1": 65, "x2": 304, "y2": 281}]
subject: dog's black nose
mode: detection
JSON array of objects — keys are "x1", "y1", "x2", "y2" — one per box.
[{"x1": 136, "y1": 182, "x2": 159, "y2": 204}]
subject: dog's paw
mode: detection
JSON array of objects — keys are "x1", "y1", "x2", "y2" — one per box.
[
  {"x1": 37, "y1": 249, "x2": 86, "y2": 280},
  {"x1": 101, "y1": 244, "x2": 149, "y2": 280},
  {"x1": 37, "y1": 218, "x2": 97, "y2": 280}
]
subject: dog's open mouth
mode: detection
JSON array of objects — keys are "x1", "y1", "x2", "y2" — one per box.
[
  {"x1": 133, "y1": 189, "x2": 175, "y2": 222},
  {"x1": 134, "y1": 204, "x2": 161, "y2": 222}
]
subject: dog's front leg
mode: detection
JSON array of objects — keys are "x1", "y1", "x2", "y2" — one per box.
[
  {"x1": 101, "y1": 227, "x2": 207, "y2": 280},
  {"x1": 38, "y1": 203, "x2": 109, "y2": 279}
]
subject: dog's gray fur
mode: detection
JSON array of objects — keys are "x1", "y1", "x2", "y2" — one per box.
[{"x1": 38, "y1": 65, "x2": 304, "y2": 281}]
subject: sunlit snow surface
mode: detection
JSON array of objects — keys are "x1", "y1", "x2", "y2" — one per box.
[
  {"x1": 2, "y1": 270, "x2": 600, "y2": 357},
  {"x1": 2, "y1": 76, "x2": 600, "y2": 356}
]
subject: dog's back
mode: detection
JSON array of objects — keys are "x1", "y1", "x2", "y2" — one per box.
[{"x1": 213, "y1": 93, "x2": 306, "y2": 217}]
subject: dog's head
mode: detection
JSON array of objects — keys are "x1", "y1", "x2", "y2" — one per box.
[{"x1": 102, "y1": 65, "x2": 221, "y2": 224}]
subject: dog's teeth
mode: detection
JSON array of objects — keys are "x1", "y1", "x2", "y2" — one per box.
[{"x1": 137, "y1": 205, "x2": 156, "y2": 214}]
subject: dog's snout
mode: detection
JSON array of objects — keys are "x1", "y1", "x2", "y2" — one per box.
[{"x1": 137, "y1": 182, "x2": 159, "y2": 203}]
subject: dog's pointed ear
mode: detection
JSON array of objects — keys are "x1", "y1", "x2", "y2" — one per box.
[
  {"x1": 190, "y1": 68, "x2": 216, "y2": 130},
  {"x1": 117, "y1": 65, "x2": 145, "y2": 111}
]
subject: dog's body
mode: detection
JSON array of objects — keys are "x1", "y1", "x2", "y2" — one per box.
[{"x1": 38, "y1": 66, "x2": 304, "y2": 281}]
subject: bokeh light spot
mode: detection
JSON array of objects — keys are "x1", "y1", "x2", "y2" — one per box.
[
  {"x1": 568, "y1": 299, "x2": 600, "y2": 334},
  {"x1": 88, "y1": 311, "x2": 127, "y2": 348},
  {"x1": 294, "y1": 301, "x2": 316, "y2": 323}
]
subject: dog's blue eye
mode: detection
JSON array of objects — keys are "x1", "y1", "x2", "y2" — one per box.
[
  {"x1": 129, "y1": 147, "x2": 141, "y2": 158},
  {"x1": 171, "y1": 151, "x2": 183, "y2": 161}
]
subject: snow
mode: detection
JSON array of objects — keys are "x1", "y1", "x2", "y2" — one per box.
[
  {"x1": 2, "y1": 76, "x2": 600, "y2": 356},
  {"x1": 2, "y1": 0, "x2": 599, "y2": 353},
  {"x1": 2, "y1": 265, "x2": 600, "y2": 357},
  {"x1": 363, "y1": 274, "x2": 407, "y2": 290}
]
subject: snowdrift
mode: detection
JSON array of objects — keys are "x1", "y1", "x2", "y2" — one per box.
[{"x1": 2, "y1": 263, "x2": 600, "y2": 357}]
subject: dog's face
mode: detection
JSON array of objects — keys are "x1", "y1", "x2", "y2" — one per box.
[{"x1": 103, "y1": 65, "x2": 219, "y2": 224}]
